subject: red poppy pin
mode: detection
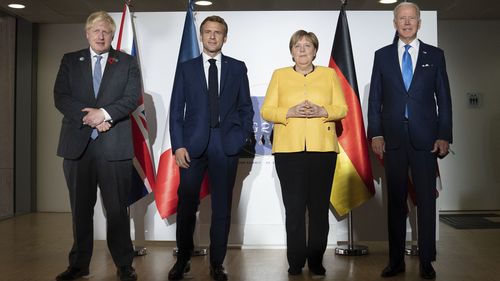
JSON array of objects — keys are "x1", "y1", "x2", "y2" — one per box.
[{"x1": 107, "y1": 57, "x2": 119, "y2": 64}]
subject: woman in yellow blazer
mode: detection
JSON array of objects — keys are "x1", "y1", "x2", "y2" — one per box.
[{"x1": 261, "y1": 30, "x2": 347, "y2": 277}]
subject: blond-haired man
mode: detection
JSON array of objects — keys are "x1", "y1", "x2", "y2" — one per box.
[{"x1": 54, "y1": 11, "x2": 140, "y2": 281}]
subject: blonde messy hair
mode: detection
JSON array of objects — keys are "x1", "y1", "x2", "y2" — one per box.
[{"x1": 85, "y1": 11, "x2": 116, "y2": 34}]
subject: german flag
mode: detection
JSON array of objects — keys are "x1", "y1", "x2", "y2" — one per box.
[{"x1": 329, "y1": 3, "x2": 375, "y2": 216}]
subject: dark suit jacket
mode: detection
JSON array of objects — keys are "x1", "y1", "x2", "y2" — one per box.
[
  {"x1": 54, "y1": 48, "x2": 141, "y2": 160},
  {"x1": 368, "y1": 40, "x2": 452, "y2": 150},
  {"x1": 169, "y1": 54, "x2": 254, "y2": 158}
]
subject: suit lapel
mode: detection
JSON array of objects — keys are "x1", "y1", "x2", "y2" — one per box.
[
  {"x1": 97, "y1": 48, "x2": 119, "y2": 99},
  {"x1": 194, "y1": 55, "x2": 208, "y2": 93},
  {"x1": 220, "y1": 54, "x2": 229, "y2": 98},
  {"x1": 410, "y1": 40, "x2": 429, "y2": 92},
  {"x1": 79, "y1": 49, "x2": 94, "y2": 99},
  {"x1": 390, "y1": 43, "x2": 408, "y2": 93}
]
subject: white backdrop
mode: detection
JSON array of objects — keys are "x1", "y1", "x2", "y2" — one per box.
[{"x1": 92, "y1": 11, "x2": 437, "y2": 245}]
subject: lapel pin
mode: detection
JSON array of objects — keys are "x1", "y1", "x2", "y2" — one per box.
[
  {"x1": 108, "y1": 57, "x2": 119, "y2": 64},
  {"x1": 422, "y1": 50, "x2": 427, "y2": 54},
  {"x1": 79, "y1": 57, "x2": 85, "y2": 61},
  {"x1": 422, "y1": 63, "x2": 430, "y2": 67}
]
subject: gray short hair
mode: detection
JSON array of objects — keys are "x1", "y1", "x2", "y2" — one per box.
[{"x1": 393, "y1": 2, "x2": 421, "y2": 20}]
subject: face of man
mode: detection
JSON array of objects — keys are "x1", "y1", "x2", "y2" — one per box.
[
  {"x1": 200, "y1": 21, "x2": 227, "y2": 57},
  {"x1": 86, "y1": 20, "x2": 114, "y2": 54},
  {"x1": 291, "y1": 37, "x2": 317, "y2": 67},
  {"x1": 393, "y1": 5, "x2": 421, "y2": 44}
]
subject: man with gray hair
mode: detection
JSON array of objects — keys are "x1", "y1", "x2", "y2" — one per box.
[{"x1": 368, "y1": 2, "x2": 452, "y2": 279}]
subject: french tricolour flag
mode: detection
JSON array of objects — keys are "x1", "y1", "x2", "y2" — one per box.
[{"x1": 155, "y1": 0, "x2": 210, "y2": 219}]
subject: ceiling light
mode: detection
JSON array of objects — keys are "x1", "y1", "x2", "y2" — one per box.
[
  {"x1": 379, "y1": 0, "x2": 397, "y2": 4},
  {"x1": 8, "y1": 3, "x2": 26, "y2": 9},
  {"x1": 195, "y1": 1, "x2": 213, "y2": 6}
]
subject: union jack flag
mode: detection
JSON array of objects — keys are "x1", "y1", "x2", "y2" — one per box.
[{"x1": 114, "y1": 3, "x2": 156, "y2": 204}]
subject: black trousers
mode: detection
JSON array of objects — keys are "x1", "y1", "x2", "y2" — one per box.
[
  {"x1": 384, "y1": 123, "x2": 438, "y2": 265},
  {"x1": 63, "y1": 138, "x2": 134, "y2": 269},
  {"x1": 176, "y1": 128, "x2": 239, "y2": 266},
  {"x1": 274, "y1": 151, "x2": 337, "y2": 269}
]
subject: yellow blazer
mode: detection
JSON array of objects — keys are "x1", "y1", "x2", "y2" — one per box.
[{"x1": 261, "y1": 66, "x2": 347, "y2": 153}]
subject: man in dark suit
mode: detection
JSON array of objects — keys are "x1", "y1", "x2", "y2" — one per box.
[
  {"x1": 368, "y1": 2, "x2": 452, "y2": 280},
  {"x1": 167, "y1": 15, "x2": 254, "y2": 281},
  {"x1": 54, "y1": 11, "x2": 140, "y2": 281}
]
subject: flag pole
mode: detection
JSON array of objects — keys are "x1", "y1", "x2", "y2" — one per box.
[
  {"x1": 332, "y1": 0, "x2": 369, "y2": 256},
  {"x1": 335, "y1": 212, "x2": 369, "y2": 255},
  {"x1": 405, "y1": 206, "x2": 419, "y2": 256},
  {"x1": 121, "y1": 0, "x2": 148, "y2": 257}
]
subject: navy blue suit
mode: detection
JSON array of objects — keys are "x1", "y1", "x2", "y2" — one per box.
[
  {"x1": 368, "y1": 40, "x2": 452, "y2": 265},
  {"x1": 169, "y1": 54, "x2": 254, "y2": 265}
]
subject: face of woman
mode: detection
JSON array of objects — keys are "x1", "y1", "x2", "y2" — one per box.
[{"x1": 291, "y1": 37, "x2": 316, "y2": 67}]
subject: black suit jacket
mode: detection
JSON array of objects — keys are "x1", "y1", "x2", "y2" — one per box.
[{"x1": 54, "y1": 48, "x2": 141, "y2": 160}]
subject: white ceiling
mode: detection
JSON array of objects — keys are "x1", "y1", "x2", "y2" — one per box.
[{"x1": 1, "y1": 0, "x2": 499, "y2": 23}]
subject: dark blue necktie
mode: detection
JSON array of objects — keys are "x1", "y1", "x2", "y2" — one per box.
[
  {"x1": 91, "y1": 55, "x2": 102, "y2": 139},
  {"x1": 208, "y1": 58, "x2": 219, "y2": 128},
  {"x1": 402, "y1": 45, "x2": 413, "y2": 118}
]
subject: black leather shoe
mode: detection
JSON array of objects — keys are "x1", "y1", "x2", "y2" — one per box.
[
  {"x1": 380, "y1": 263, "x2": 405, "y2": 278},
  {"x1": 309, "y1": 264, "x2": 326, "y2": 276},
  {"x1": 420, "y1": 262, "x2": 436, "y2": 279},
  {"x1": 55, "y1": 267, "x2": 89, "y2": 281},
  {"x1": 168, "y1": 260, "x2": 191, "y2": 280},
  {"x1": 288, "y1": 267, "x2": 302, "y2": 275},
  {"x1": 210, "y1": 265, "x2": 228, "y2": 281},
  {"x1": 117, "y1": 265, "x2": 137, "y2": 281}
]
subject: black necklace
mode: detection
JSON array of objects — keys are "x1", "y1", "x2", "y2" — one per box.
[{"x1": 293, "y1": 65, "x2": 315, "y2": 76}]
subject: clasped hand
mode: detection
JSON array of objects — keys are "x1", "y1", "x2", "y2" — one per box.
[
  {"x1": 287, "y1": 100, "x2": 327, "y2": 118},
  {"x1": 82, "y1": 108, "x2": 111, "y2": 132}
]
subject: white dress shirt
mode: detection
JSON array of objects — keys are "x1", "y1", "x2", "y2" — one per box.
[
  {"x1": 398, "y1": 38, "x2": 419, "y2": 73},
  {"x1": 89, "y1": 47, "x2": 111, "y2": 121}
]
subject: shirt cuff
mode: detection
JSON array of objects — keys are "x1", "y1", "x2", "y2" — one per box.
[{"x1": 100, "y1": 108, "x2": 112, "y2": 122}]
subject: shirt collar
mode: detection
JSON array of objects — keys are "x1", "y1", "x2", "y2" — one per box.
[
  {"x1": 89, "y1": 47, "x2": 109, "y2": 60},
  {"x1": 202, "y1": 52, "x2": 222, "y2": 64},
  {"x1": 398, "y1": 38, "x2": 419, "y2": 50}
]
